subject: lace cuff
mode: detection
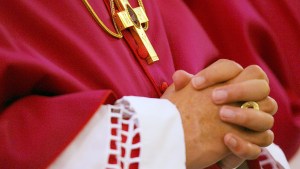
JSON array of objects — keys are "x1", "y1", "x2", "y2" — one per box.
[
  {"x1": 49, "y1": 96, "x2": 186, "y2": 169},
  {"x1": 120, "y1": 96, "x2": 186, "y2": 169},
  {"x1": 106, "y1": 100, "x2": 141, "y2": 169},
  {"x1": 258, "y1": 144, "x2": 290, "y2": 169}
]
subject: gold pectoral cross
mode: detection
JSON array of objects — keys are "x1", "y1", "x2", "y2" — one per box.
[{"x1": 113, "y1": 0, "x2": 159, "y2": 64}]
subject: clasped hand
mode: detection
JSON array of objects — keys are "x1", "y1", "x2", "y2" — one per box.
[{"x1": 161, "y1": 59, "x2": 277, "y2": 169}]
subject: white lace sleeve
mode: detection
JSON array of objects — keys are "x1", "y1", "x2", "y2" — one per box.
[
  {"x1": 118, "y1": 96, "x2": 186, "y2": 169},
  {"x1": 48, "y1": 96, "x2": 186, "y2": 169},
  {"x1": 106, "y1": 100, "x2": 141, "y2": 169},
  {"x1": 257, "y1": 144, "x2": 291, "y2": 169}
]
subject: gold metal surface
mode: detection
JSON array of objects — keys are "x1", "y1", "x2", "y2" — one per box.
[
  {"x1": 82, "y1": 0, "x2": 157, "y2": 64},
  {"x1": 241, "y1": 101, "x2": 260, "y2": 110},
  {"x1": 114, "y1": 0, "x2": 159, "y2": 64}
]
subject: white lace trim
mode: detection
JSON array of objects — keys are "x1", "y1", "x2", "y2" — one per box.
[
  {"x1": 106, "y1": 100, "x2": 141, "y2": 169},
  {"x1": 259, "y1": 148, "x2": 285, "y2": 169}
]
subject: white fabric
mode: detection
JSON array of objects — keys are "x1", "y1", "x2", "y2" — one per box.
[
  {"x1": 48, "y1": 95, "x2": 289, "y2": 169},
  {"x1": 48, "y1": 96, "x2": 186, "y2": 169},
  {"x1": 122, "y1": 96, "x2": 186, "y2": 169},
  {"x1": 106, "y1": 103, "x2": 141, "y2": 169},
  {"x1": 48, "y1": 105, "x2": 111, "y2": 169},
  {"x1": 266, "y1": 144, "x2": 291, "y2": 169}
]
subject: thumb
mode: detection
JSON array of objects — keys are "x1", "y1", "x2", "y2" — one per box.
[{"x1": 172, "y1": 70, "x2": 193, "y2": 91}]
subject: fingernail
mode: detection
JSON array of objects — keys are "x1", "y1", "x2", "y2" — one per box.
[
  {"x1": 228, "y1": 137, "x2": 237, "y2": 147},
  {"x1": 220, "y1": 108, "x2": 236, "y2": 119},
  {"x1": 192, "y1": 76, "x2": 205, "y2": 88},
  {"x1": 213, "y1": 89, "x2": 228, "y2": 103}
]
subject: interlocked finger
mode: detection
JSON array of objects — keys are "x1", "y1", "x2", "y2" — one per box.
[
  {"x1": 220, "y1": 106, "x2": 274, "y2": 132},
  {"x1": 192, "y1": 59, "x2": 243, "y2": 89},
  {"x1": 224, "y1": 133, "x2": 262, "y2": 160},
  {"x1": 212, "y1": 79, "x2": 270, "y2": 104},
  {"x1": 255, "y1": 96, "x2": 278, "y2": 115},
  {"x1": 228, "y1": 65, "x2": 269, "y2": 84},
  {"x1": 243, "y1": 130, "x2": 274, "y2": 147}
]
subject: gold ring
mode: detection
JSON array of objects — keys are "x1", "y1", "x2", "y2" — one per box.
[{"x1": 241, "y1": 101, "x2": 259, "y2": 110}]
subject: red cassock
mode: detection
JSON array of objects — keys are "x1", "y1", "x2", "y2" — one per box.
[{"x1": 0, "y1": 0, "x2": 298, "y2": 168}]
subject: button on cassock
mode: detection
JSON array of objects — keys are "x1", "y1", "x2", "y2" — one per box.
[{"x1": 113, "y1": 0, "x2": 159, "y2": 64}]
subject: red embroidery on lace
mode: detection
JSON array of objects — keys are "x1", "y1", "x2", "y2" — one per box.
[
  {"x1": 106, "y1": 101, "x2": 141, "y2": 169},
  {"x1": 258, "y1": 148, "x2": 284, "y2": 169}
]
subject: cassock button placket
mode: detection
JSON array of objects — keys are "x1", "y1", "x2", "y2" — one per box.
[
  {"x1": 137, "y1": 46, "x2": 149, "y2": 59},
  {"x1": 160, "y1": 82, "x2": 169, "y2": 93}
]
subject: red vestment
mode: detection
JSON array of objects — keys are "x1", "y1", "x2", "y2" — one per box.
[
  {"x1": 0, "y1": 0, "x2": 297, "y2": 168},
  {"x1": 184, "y1": 0, "x2": 300, "y2": 159}
]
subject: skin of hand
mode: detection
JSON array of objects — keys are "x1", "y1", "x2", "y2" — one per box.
[
  {"x1": 186, "y1": 59, "x2": 277, "y2": 169},
  {"x1": 161, "y1": 59, "x2": 277, "y2": 169}
]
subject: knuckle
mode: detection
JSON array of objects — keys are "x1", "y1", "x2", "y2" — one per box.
[
  {"x1": 261, "y1": 96, "x2": 277, "y2": 115},
  {"x1": 208, "y1": 60, "x2": 243, "y2": 84},
  {"x1": 217, "y1": 59, "x2": 242, "y2": 69},
  {"x1": 248, "y1": 148, "x2": 261, "y2": 160},
  {"x1": 216, "y1": 58, "x2": 230, "y2": 63},
  {"x1": 213, "y1": 59, "x2": 229, "y2": 66},
  {"x1": 260, "y1": 80, "x2": 270, "y2": 96},
  {"x1": 245, "y1": 65, "x2": 262, "y2": 74},
  {"x1": 260, "y1": 130, "x2": 274, "y2": 147},
  {"x1": 260, "y1": 115, "x2": 274, "y2": 131},
  {"x1": 201, "y1": 71, "x2": 213, "y2": 83},
  {"x1": 267, "y1": 116, "x2": 275, "y2": 129},
  {"x1": 245, "y1": 65, "x2": 269, "y2": 81},
  {"x1": 225, "y1": 60, "x2": 243, "y2": 71},
  {"x1": 236, "y1": 143, "x2": 258, "y2": 159},
  {"x1": 265, "y1": 82, "x2": 271, "y2": 96},
  {"x1": 269, "y1": 97, "x2": 278, "y2": 115}
]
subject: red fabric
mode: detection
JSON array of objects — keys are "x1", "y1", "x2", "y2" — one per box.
[
  {"x1": 258, "y1": 148, "x2": 285, "y2": 169},
  {"x1": 184, "y1": 0, "x2": 300, "y2": 159},
  {"x1": 108, "y1": 108, "x2": 140, "y2": 169},
  {"x1": 0, "y1": 0, "x2": 298, "y2": 168}
]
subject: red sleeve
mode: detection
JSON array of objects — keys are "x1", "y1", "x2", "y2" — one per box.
[
  {"x1": 184, "y1": 0, "x2": 300, "y2": 159},
  {"x1": 0, "y1": 45, "x2": 116, "y2": 168}
]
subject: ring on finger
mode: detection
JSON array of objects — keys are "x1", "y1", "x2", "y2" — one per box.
[{"x1": 241, "y1": 101, "x2": 260, "y2": 110}]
